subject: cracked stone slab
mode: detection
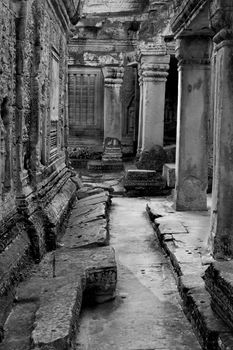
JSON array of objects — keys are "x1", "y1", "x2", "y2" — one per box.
[
  {"x1": 156, "y1": 217, "x2": 188, "y2": 235},
  {"x1": 68, "y1": 202, "x2": 107, "y2": 226},
  {"x1": 62, "y1": 218, "x2": 109, "y2": 249}
]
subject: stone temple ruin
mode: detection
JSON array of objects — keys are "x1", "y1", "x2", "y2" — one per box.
[{"x1": 1, "y1": 0, "x2": 233, "y2": 349}]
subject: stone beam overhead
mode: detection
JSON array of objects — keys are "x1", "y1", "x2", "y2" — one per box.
[{"x1": 171, "y1": 0, "x2": 213, "y2": 38}]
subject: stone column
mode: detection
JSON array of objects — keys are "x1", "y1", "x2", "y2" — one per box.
[
  {"x1": 136, "y1": 69, "x2": 143, "y2": 157},
  {"x1": 102, "y1": 66, "x2": 124, "y2": 142},
  {"x1": 209, "y1": 2, "x2": 233, "y2": 258},
  {"x1": 139, "y1": 49, "x2": 170, "y2": 151},
  {"x1": 174, "y1": 37, "x2": 211, "y2": 211}
]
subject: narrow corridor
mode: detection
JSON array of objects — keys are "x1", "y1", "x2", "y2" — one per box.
[{"x1": 76, "y1": 197, "x2": 201, "y2": 350}]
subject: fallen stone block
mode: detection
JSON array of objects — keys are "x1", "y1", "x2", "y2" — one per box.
[
  {"x1": 0, "y1": 302, "x2": 38, "y2": 350},
  {"x1": 162, "y1": 163, "x2": 176, "y2": 188},
  {"x1": 77, "y1": 187, "x2": 105, "y2": 200},
  {"x1": 78, "y1": 191, "x2": 111, "y2": 207},
  {"x1": 124, "y1": 169, "x2": 166, "y2": 195},
  {"x1": 62, "y1": 219, "x2": 109, "y2": 249},
  {"x1": 31, "y1": 277, "x2": 82, "y2": 350},
  {"x1": 68, "y1": 203, "x2": 106, "y2": 225},
  {"x1": 156, "y1": 217, "x2": 188, "y2": 235},
  {"x1": 6, "y1": 246, "x2": 117, "y2": 350}
]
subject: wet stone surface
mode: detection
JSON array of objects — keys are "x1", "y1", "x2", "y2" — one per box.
[{"x1": 75, "y1": 197, "x2": 201, "y2": 350}]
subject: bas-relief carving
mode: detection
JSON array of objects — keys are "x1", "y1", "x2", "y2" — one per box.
[{"x1": 83, "y1": 52, "x2": 124, "y2": 66}]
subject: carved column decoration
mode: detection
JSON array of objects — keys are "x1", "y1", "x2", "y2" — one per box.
[
  {"x1": 208, "y1": 1, "x2": 233, "y2": 258},
  {"x1": 174, "y1": 36, "x2": 211, "y2": 211}
]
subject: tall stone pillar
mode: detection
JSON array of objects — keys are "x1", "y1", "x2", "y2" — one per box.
[
  {"x1": 102, "y1": 66, "x2": 124, "y2": 142},
  {"x1": 209, "y1": 2, "x2": 233, "y2": 258},
  {"x1": 136, "y1": 69, "x2": 143, "y2": 157},
  {"x1": 174, "y1": 37, "x2": 211, "y2": 211},
  {"x1": 139, "y1": 48, "x2": 170, "y2": 151}
]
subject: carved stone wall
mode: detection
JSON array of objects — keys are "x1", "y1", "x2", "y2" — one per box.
[
  {"x1": 0, "y1": 0, "x2": 79, "y2": 296},
  {"x1": 0, "y1": 1, "x2": 17, "y2": 223}
]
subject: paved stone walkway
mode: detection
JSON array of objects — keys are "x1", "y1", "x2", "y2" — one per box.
[{"x1": 76, "y1": 197, "x2": 201, "y2": 350}]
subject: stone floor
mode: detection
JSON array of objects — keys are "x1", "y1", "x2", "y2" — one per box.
[{"x1": 75, "y1": 197, "x2": 202, "y2": 350}]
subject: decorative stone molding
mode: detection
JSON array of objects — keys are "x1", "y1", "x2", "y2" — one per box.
[
  {"x1": 138, "y1": 42, "x2": 167, "y2": 57},
  {"x1": 175, "y1": 37, "x2": 212, "y2": 67},
  {"x1": 102, "y1": 66, "x2": 124, "y2": 87},
  {"x1": 141, "y1": 63, "x2": 169, "y2": 82}
]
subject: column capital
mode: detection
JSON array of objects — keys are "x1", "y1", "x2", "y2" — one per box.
[
  {"x1": 175, "y1": 37, "x2": 212, "y2": 67},
  {"x1": 140, "y1": 62, "x2": 169, "y2": 82},
  {"x1": 102, "y1": 66, "x2": 124, "y2": 87},
  {"x1": 138, "y1": 50, "x2": 170, "y2": 82}
]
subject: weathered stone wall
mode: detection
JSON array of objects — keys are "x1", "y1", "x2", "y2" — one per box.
[
  {"x1": 0, "y1": 0, "x2": 79, "y2": 295},
  {"x1": 0, "y1": 0, "x2": 17, "y2": 224}
]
